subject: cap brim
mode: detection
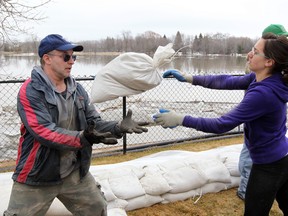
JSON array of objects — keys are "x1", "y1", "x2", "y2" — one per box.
[
  {"x1": 57, "y1": 44, "x2": 83, "y2": 52},
  {"x1": 73, "y1": 45, "x2": 84, "y2": 52},
  {"x1": 281, "y1": 32, "x2": 288, "y2": 36}
]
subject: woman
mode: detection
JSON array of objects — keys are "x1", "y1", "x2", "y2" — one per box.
[{"x1": 154, "y1": 33, "x2": 288, "y2": 215}]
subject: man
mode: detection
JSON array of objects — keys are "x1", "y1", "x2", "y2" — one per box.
[{"x1": 4, "y1": 34, "x2": 148, "y2": 216}]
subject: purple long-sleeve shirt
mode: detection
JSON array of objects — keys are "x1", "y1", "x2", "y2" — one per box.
[{"x1": 183, "y1": 73, "x2": 288, "y2": 164}]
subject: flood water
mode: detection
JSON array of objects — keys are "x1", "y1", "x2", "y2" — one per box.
[{"x1": 0, "y1": 54, "x2": 247, "y2": 78}]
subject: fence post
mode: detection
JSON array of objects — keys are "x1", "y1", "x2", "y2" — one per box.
[{"x1": 122, "y1": 96, "x2": 127, "y2": 154}]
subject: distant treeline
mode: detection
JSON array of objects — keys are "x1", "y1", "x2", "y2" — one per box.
[{"x1": 1, "y1": 30, "x2": 257, "y2": 56}]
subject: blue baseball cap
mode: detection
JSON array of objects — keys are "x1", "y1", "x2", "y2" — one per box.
[{"x1": 38, "y1": 34, "x2": 83, "y2": 57}]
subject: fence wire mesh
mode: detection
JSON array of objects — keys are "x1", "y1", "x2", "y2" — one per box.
[{"x1": 0, "y1": 76, "x2": 244, "y2": 171}]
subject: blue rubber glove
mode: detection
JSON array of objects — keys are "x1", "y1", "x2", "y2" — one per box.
[
  {"x1": 163, "y1": 69, "x2": 193, "y2": 83},
  {"x1": 153, "y1": 109, "x2": 185, "y2": 129}
]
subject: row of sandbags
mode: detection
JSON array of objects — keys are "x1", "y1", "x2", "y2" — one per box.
[{"x1": 0, "y1": 144, "x2": 242, "y2": 216}]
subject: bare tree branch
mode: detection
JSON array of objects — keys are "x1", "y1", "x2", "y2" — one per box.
[{"x1": 0, "y1": 0, "x2": 51, "y2": 46}]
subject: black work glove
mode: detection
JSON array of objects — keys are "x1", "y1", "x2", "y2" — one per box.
[
  {"x1": 119, "y1": 109, "x2": 149, "y2": 134},
  {"x1": 82, "y1": 121, "x2": 118, "y2": 145}
]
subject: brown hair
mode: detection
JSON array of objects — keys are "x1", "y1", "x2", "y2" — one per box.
[{"x1": 262, "y1": 33, "x2": 288, "y2": 84}]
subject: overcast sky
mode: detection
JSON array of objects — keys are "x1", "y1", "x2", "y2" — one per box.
[{"x1": 22, "y1": 0, "x2": 288, "y2": 42}]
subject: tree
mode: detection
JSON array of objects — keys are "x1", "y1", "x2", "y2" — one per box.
[
  {"x1": 173, "y1": 31, "x2": 184, "y2": 53},
  {"x1": 192, "y1": 34, "x2": 204, "y2": 54},
  {"x1": 121, "y1": 31, "x2": 133, "y2": 52},
  {"x1": 0, "y1": 0, "x2": 51, "y2": 47}
]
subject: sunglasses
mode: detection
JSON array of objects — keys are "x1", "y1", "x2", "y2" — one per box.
[{"x1": 47, "y1": 53, "x2": 77, "y2": 62}]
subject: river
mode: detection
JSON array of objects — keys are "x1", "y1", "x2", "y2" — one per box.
[{"x1": 0, "y1": 54, "x2": 247, "y2": 78}]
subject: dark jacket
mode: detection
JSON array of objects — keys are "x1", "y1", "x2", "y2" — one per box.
[{"x1": 13, "y1": 66, "x2": 122, "y2": 185}]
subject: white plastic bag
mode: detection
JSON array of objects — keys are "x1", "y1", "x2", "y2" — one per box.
[{"x1": 90, "y1": 43, "x2": 175, "y2": 103}]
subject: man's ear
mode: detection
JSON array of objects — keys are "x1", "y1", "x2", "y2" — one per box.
[{"x1": 42, "y1": 54, "x2": 52, "y2": 65}]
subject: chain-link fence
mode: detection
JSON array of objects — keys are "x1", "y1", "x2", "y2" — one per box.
[{"x1": 0, "y1": 76, "x2": 244, "y2": 171}]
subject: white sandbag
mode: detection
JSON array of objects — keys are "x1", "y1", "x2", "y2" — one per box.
[
  {"x1": 218, "y1": 151, "x2": 241, "y2": 177},
  {"x1": 158, "y1": 160, "x2": 187, "y2": 171},
  {"x1": 0, "y1": 172, "x2": 13, "y2": 214},
  {"x1": 108, "y1": 208, "x2": 127, "y2": 216},
  {"x1": 138, "y1": 150, "x2": 196, "y2": 161},
  {"x1": 161, "y1": 189, "x2": 199, "y2": 203},
  {"x1": 109, "y1": 173, "x2": 145, "y2": 200},
  {"x1": 140, "y1": 172, "x2": 172, "y2": 195},
  {"x1": 46, "y1": 198, "x2": 72, "y2": 216},
  {"x1": 90, "y1": 43, "x2": 175, "y2": 103},
  {"x1": 162, "y1": 166, "x2": 207, "y2": 193},
  {"x1": 226, "y1": 176, "x2": 241, "y2": 189},
  {"x1": 107, "y1": 198, "x2": 128, "y2": 210},
  {"x1": 93, "y1": 166, "x2": 145, "y2": 201},
  {"x1": 200, "y1": 182, "x2": 228, "y2": 194},
  {"x1": 97, "y1": 179, "x2": 117, "y2": 202},
  {"x1": 188, "y1": 158, "x2": 231, "y2": 183},
  {"x1": 93, "y1": 165, "x2": 145, "y2": 180},
  {"x1": 125, "y1": 194, "x2": 163, "y2": 211},
  {"x1": 47, "y1": 198, "x2": 129, "y2": 216},
  {"x1": 142, "y1": 164, "x2": 164, "y2": 175}
]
